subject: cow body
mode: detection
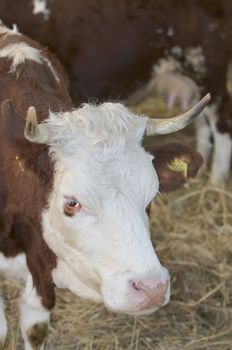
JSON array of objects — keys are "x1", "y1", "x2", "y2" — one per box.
[
  {"x1": 0, "y1": 23, "x2": 206, "y2": 349},
  {"x1": 0, "y1": 0, "x2": 230, "y2": 102},
  {"x1": 0, "y1": 0, "x2": 230, "y2": 184},
  {"x1": 0, "y1": 23, "x2": 72, "y2": 349}
]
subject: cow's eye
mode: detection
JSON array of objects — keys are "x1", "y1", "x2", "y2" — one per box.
[
  {"x1": 63, "y1": 196, "x2": 82, "y2": 216},
  {"x1": 66, "y1": 198, "x2": 79, "y2": 208}
]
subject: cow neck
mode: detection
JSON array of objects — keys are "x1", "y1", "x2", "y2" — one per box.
[{"x1": 0, "y1": 140, "x2": 58, "y2": 309}]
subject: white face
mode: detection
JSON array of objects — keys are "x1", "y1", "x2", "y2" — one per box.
[{"x1": 42, "y1": 103, "x2": 170, "y2": 315}]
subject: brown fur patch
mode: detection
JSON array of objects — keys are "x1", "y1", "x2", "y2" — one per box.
[
  {"x1": 0, "y1": 101, "x2": 57, "y2": 310},
  {"x1": 0, "y1": 27, "x2": 73, "y2": 310},
  {"x1": 27, "y1": 322, "x2": 48, "y2": 350},
  {"x1": 196, "y1": 0, "x2": 224, "y2": 17}
]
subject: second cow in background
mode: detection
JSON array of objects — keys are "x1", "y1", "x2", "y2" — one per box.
[{"x1": 0, "y1": 0, "x2": 231, "y2": 183}]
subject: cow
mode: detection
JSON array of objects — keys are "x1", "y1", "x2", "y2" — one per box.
[
  {"x1": 0, "y1": 0, "x2": 230, "y2": 185},
  {"x1": 0, "y1": 23, "x2": 208, "y2": 349}
]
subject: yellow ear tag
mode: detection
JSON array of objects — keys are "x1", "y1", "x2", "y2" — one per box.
[{"x1": 167, "y1": 158, "x2": 188, "y2": 177}]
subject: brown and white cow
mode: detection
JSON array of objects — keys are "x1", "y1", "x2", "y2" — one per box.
[
  {"x1": 0, "y1": 23, "x2": 208, "y2": 349},
  {"x1": 0, "y1": 0, "x2": 230, "y2": 185}
]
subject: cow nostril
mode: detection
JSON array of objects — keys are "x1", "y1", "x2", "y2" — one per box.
[{"x1": 131, "y1": 281, "x2": 141, "y2": 291}]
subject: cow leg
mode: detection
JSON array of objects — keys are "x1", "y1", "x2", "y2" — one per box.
[
  {"x1": 0, "y1": 297, "x2": 7, "y2": 349},
  {"x1": 210, "y1": 128, "x2": 232, "y2": 185},
  {"x1": 20, "y1": 278, "x2": 50, "y2": 350},
  {"x1": 206, "y1": 104, "x2": 232, "y2": 184},
  {"x1": 20, "y1": 300, "x2": 49, "y2": 350},
  {"x1": 195, "y1": 113, "x2": 213, "y2": 167}
]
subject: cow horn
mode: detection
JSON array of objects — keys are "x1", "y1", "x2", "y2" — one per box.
[
  {"x1": 146, "y1": 93, "x2": 210, "y2": 135},
  {"x1": 24, "y1": 106, "x2": 50, "y2": 143}
]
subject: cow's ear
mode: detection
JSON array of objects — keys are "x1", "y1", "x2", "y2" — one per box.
[{"x1": 145, "y1": 143, "x2": 203, "y2": 192}]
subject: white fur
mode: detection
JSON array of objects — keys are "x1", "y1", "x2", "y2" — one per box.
[
  {"x1": 22, "y1": 274, "x2": 44, "y2": 311},
  {"x1": 197, "y1": 105, "x2": 232, "y2": 184},
  {"x1": 195, "y1": 114, "x2": 212, "y2": 166},
  {"x1": 52, "y1": 258, "x2": 102, "y2": 303},
  {"x1": 153, "y1": 56, "x2": 181, "y2": 76},
  {"x1": 41, "y1": 103, "x2": 169, "y2": 314},
  {"x1": 43, "y1": 57, "x2": 60, "y2": 82},
  {"x1": 0, "y1": 298, "x2": 7, "y2": 346},
  {"x1": 0, "y1": 42, "x2": 43, "y2": 72},
  {"x1": 20, "y1": 298, "x2": 49, "y2": 350},
  {"x1": 0, "y1": 22, "x2": 60, "y2": 82},
  {"x1": 0, "y1": 253, "x2": 28, "y2": 280},
  {"x1": 207, "y1": 106, "x2": 232, "y2": 184},
  {"x1": 132, "y1": 57, "x2": 200, "y2": 112},
  {"x1": 0, "y1": 21, "x2": 19, "y2": 36},
  {"x1": 32, "y1": 0, "x2": 50, "y2": 20},
  {"x1": 170, "y1": 46, "x2": 183, "y2": 58},
  {"x1": 45, "y1": 102, "x2": 148, "y2": 150},
  {"x1": 0, "y1": 253, "x2": 48, "y2": 348},
  {"x1": 184, "y1": 46, "x2": 206, "y2": 77},
  {"x1": 167, "y1": 26, "x2": 174, "y2": 37},
  {"x1": 211, "y1": 132, "x2": 232, "y2": 183},
  {"x1": 195, "y1": 104, "x2": 232, "y2": 183}
]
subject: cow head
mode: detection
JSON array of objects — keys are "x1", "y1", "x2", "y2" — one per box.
[{"x1": 8, "y1": 96, "x2": 208, "y2": 315}]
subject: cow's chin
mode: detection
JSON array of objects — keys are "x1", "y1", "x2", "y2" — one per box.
[
  {"x1": 101, "y1": 292, "x2": 169, "y2": 316},
  {"x1": 101, "y1": 290, "x2": 166, "y2": 316},
  {"x1": 103, "y1": 302, "x2": 159, "y2": 316}
]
